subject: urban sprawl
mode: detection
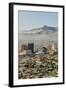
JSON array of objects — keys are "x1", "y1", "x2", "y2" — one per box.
[{"x1": 18, "y1": 43, "x2": 58, "y2": 79}]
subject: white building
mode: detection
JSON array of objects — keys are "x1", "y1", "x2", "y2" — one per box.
[{"x1": 35, "y1": 50, "x2": 44, "y2": 55}]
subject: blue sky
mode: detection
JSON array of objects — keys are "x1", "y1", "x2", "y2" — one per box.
[{"x1": 18, "y1": 10, "x2": 58, "y2": 31}]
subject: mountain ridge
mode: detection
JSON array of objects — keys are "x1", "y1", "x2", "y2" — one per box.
[{"x1": 20, "y1": 25, "x2": 58, "y2": 35}]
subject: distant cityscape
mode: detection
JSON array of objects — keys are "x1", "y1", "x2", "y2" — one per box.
[
  {"x1": 18, "y1": 42, "x2": 58, "y2": 79},
  {"x1": 18, "y1": 43, "x2": 57, "y2": 56}
]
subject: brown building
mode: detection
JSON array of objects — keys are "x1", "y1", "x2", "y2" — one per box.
[
  {"x1": 48, "y1": 43, "x2": 57, "y2": 54},
  {"x1": 48, "y1": 45, "x2": 52, "y2": 53},
  {"x1": 19, "y1": 44, "x2": 28, "y2": 53}
]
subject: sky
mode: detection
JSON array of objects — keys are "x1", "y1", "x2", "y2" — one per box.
[{"x1": 18, "y1": 10, "x2": 58, "y2": 31}]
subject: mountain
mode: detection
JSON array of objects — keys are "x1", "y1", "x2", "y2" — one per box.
[
  {"x1": 21, "y1": 25, "x2": 57, "y2": 35},
  {"x1": 18, "y1": 25, "x2": 58, "y2": 49}
]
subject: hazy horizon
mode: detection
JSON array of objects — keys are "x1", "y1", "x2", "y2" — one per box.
[{"x1": 18, "y1": 10, "x2": 58, "y2": 31}]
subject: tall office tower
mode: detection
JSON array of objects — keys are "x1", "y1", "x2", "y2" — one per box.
[{"x1": 28, "y1": 43, "x2": 34, "y2": 53}]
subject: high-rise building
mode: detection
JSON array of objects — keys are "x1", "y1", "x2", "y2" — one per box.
[{"x1": 28, "y1": 43, "x2": 34, "y2": 53}]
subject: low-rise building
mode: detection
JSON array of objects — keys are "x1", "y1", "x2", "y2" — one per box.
[{"x1": 19, "y1": 50, "x2": 32, "y2": 56}]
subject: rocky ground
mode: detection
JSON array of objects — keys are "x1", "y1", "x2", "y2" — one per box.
[{"x1": 18, "y1": 52, "x2": 58, "y2": 79}]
